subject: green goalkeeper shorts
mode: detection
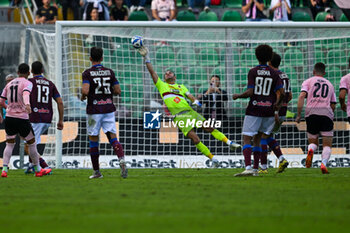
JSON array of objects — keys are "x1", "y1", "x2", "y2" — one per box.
[{"x1": 173, "y1": 110, "x2": 206, "y2": 136}]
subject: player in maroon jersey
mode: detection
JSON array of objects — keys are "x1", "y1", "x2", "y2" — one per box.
[
  {"x1": 256, "y1": 52, "x2": 292, "y2": 174},
  {"x1": 81, "y1": 46, "x2": 127, "y2": 179},
  {"x1": 24, "y1": 61, "x2": 64, "y2": 174},
  {"x1": 233, "y1": 45, "x2": 285, "y2": 176}
]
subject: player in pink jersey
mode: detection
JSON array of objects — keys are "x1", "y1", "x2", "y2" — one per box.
[
  {"x1": 339, "y1": 57, "x2": 350, "y2": 124},
  {"x1": 296, "y1": 63, "x2": 336, "y2": 174},
  {"x1": 0, "y1": 63, "x2": 52, "y2": 177}
]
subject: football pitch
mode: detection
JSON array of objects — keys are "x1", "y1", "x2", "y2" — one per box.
[{"x1": 1, "y1": 168, "x2": 350, "y2": 233}]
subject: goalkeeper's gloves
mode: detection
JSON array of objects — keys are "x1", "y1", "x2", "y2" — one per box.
[
  {"x1": 193, "y1": 99, "x2": 202, "y2": 107},
  {"x1": 137, "y1": 46, "x2": 150, "y2": 62}
]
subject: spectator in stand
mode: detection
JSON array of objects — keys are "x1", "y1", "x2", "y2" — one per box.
[
  {"x1": 122, "y1": 0, "x2": 146, "y2": 13},
  {"x1": 309, "y1": 0, "x2": 331, "y2": 20},
  {"x1": 270, "y1": 0, "x2": 291, "y2": 21},
  {"x1": 60, "y1": 0, "x2": 80, "y2": 20},
  {"x1": 242, "y1": 0, "x2": 270, "y2": 21},
  {"x1": 334, "y1": 0, "x2": 350, "y2": 21},
  {"x1": 90, "y1": 7, "x2": 100, "y2": 20},
  {"x1": 35, "y1": 0, "x2": 57, "y2": 24},
  {"x1": 32, "y1": 0, "x2": 57, "y2": 9},
  {"x1": 187, "y1": 0, "x2": 211, "y2": 12},
  {"x1": 8, "y1": 0, "x2": 22, "y2": 22},
  {"x1": 110, "y1": 0, "x2": 128, "y2": 20},
  {"x1": 151, "y1": 0, "x2": 176, "y2": 21},
  {"x1": 81, "y1": 0, "x2": 110, "y2": 20},
  {"x1": 197, "y1": 75, "x2": 228, "y2": 122}
]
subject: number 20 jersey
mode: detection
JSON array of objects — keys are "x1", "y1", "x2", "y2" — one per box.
[
  {"x1": 82, "y1": 64, "x2": 118, "y2": 114},
  {"x1": 29, "y1": 75, "x2": 61, "y2": 123},
  {"x1": 301, "y1": 76, "x2": 336, "y2": 120},
  {"x1": 245, "y1": 65, "x2": 283, "y2": 117}
]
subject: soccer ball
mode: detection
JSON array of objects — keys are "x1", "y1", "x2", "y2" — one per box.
[{"x1": 131, "y1": 36, "x2": 143, "y2": 49}]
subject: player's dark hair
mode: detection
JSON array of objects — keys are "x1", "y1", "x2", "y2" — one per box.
[
  {"x1": 211, "y1": 75, "x2": 220, "y2": 80},
  {"x1": 18, "y1": 63, "x2": 30, "y2": 74},
  {"x1": 90, "y1": 47, "x2": 103, "y2": 62},
  {"x1": 255, "y1": 44, "x2": 273, "y2": 64},
  {"x1": 314, "y1": 62, "x2": 326, "y2": 75},
  {"x1": 31, "y1": 61, "x2": 43, "y2": 74},
  {"x1": 270, "y1": 52, "x2": 281, "y2": 68}
]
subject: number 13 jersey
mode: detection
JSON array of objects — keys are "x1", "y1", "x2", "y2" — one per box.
[
  {"x1": 245, "y1": 65, "x2": 283, "y2": 117},
  {"x1": 29, "y1": 75, "x2": 61, "y2": 123},
  {"x1": 301, "y1": 76, "x2": 336, "y2": 120},
  {"x1": 82, "y1": 64, "x2": 118, "y2": 114}
]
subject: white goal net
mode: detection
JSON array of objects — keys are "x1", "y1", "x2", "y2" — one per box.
[{"x1": 25, "y1": 22, "x2": 350, "y2": 169}]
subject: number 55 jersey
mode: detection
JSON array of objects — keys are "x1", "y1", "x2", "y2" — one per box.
[
  {"x1": 245, "y1": 65, "x2": 283, "y2": 117},
  {"x1": 82, "y1": 64, "x2": 118, "y2": 114}
]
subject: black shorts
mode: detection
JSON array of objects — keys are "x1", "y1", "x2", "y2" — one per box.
[
  {"x1": 4, "y1": 117, "x2": 34, "y2": 138},
  {"x1": 305, "y1": 115, "x2": 333, "y2": 135}
]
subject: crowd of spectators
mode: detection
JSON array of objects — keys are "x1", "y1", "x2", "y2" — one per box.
[{"x1": 6, "y1": 0, "x2": 350, "y2": 23}]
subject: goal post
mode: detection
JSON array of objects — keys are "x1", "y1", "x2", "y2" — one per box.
[{"x1": 24, "y1": 21, "x2": 350, "y2": 169}]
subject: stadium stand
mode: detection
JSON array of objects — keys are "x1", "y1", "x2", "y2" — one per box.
[
  {"x1": 198, "y1": 11, "x2": 218, "y2": 21},
  {"x1": 292, "y1": 11, "x2": 313, "y2": 21},
  {"x1": 221, "y1": 10, "x2": 242, "y2": 21},
  {"x1": 128, "y1": 10, "x2": 149, "y2": 20},
  {"x1": 177, "y1": 10, "x2": 196, "y2": 21}
]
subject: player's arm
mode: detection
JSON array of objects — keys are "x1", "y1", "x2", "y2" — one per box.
[
  {"x1": 0, "y1": 97, "x2": 7, "y2": 109},
  {"x1": 339, "y1": 89, "x2": 347, "y2": 113},
  {"x1": 137, "y1": 47, "x2": 159, "y2": 85},
  {"x1": 81, "y1": 83, "x2": 90, "y2": 101},
  {"x1": 113, "y1": 84, "x2": 121, "y2": 95},
  {"x1": 288, "y1": 92, "x2": 293, "y2": 103},
  {"x1": 186, "y1": 92, "x2": 202, "y2": 107},
  {"x1": 232, "y1": 88, "x2": 253, "y2": 100},
  {"x1": 54, "y1": 97, "x2": 64, "y2": 130},
  {"x1": 274, "y1": 87, "x2": 285, "y2": 111},
  {"x1": 296, "y1": 91, "x2": 307, "y2": 123}
]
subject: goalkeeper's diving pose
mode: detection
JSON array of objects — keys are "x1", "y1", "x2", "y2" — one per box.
[{"x1": 136, "y1": 46, "x2": 241, "y2": 167}]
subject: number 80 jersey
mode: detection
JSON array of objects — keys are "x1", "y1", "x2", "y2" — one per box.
[
  {"x1": 82, "y1": 64, "x2": 118, "y2": 114},
  {"x1": 245, "y1": 65, "x2": 283, "y2": 117},
  {"x1": 29, "y1": 75, "x2": 61, "y2": 123}
]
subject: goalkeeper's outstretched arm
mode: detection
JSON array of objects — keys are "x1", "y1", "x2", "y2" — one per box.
[{"x1": 137, "y1": 46, "x2": 159, "y2": 85}]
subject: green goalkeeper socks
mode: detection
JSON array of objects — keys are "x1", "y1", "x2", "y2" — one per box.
[
  {"x1": 211, "y1": 129, "x2": 228, "y2": 142},
  {"x1": 2, "y1": 165, "x2": 8, "y2": 173},
  {"x1": 195, "y1": 142, "x2": 213, "y2": 159}
]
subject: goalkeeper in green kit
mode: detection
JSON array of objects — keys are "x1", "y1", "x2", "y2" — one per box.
[{"x1": 136, "y1": 45, "x2": 241, "y2": 167}]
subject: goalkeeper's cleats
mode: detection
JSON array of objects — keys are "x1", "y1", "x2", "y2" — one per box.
[
  {"x1": 24, "y1": 165, "x2": 35, "y2": 174},
  {"x1": 306, "y1": 149, "x2": 314, "y2": 168},
  {"x1": 321, "y1": 163, "x2": 329, "y2": 174},
  {"x1": 234, "y1": 169, "x2": 258, "y2": 177},
  {"x1": 229, "y1": 141, "x2": 241, "y2": 151},
  {"x1": 258, "y1": 168, "x2": 268, "y2": 174},
  {"x1": 35, "y1": 168, "x2": 52, "y2": 177},
  {"x1": 119, "y1": 159, "x2": 128, "y2": 179},
  {"x1": 277, "y1": 159, "x2": 289, "y2": 173},
  {"x1": 211, "y1": 158, "x2": 220, "y2": 168},
  {"x1": 89, "y1": 170, "x2": 103, "y2": 179},
  {"x1": 1, "y1": 171, "x2": 7, "y2": 178}
]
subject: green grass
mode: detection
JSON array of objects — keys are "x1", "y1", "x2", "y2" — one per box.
[{"x1": 1, "y1": 168, "x2": 350, "y2": 233}]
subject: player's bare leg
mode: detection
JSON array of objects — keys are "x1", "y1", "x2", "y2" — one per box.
[
  {"x1": 235, "y1": 135, "x2": 258, "y2": 177},
  {"x1": 106, "y1": 132, "x2": 127, "y2": 178},
  {"x1": 320, "y1": 136, "x2": 332, "y2": 174},
  {"x1": 187, "y1": 129, "x2": 219, "y2": 168},
  {"x1": 24, "y1": 143, "x2": 51, "y2": 174},
  {"x1": 202, "y1": 126, "x2": 241, "y2": 150},
  {"x1": 306, "y1": 135, "x2": 319, "y2": 168},
  {"x1": 89, "y1": 135, "x2": 103, "y2": 179},
  {"x1": 25, "y1": 136, "x2": 52, "y2": 177}
]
